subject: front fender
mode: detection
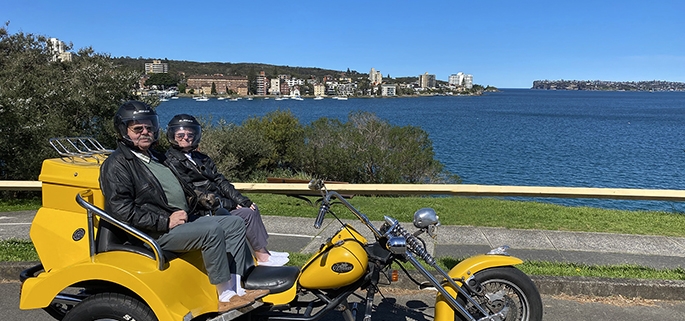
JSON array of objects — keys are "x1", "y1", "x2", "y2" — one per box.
[
  {"x1": 434, "y1": 254, "x2": 523, "y2": 321},
  {"x1": 447, "y1": 254, "x2": 523, "y2": 281}
]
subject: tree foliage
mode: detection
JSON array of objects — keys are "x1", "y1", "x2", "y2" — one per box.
[
  {"x1": 145, "y1": 72, "x2": 177, "y2": 88},
  {"x1": 195, "y1": 110, "x2": 460, "y2": 184},
  {"x1": 0, "y1": 24, "x2": 143, "y2": 182}
]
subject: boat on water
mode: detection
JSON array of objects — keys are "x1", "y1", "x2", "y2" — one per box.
[
  {"x1": 229, "y1": 98, "x2": 239, "y2": 101},
  {"x1": 171, "y1": 96, "x2": 179, "y2": 99},
  {"x1": 247, "y1": 97, "x2": 253, "y2": 101},
  {"x1": 314, "y1": 96, "x2": 324, "y2": 100},
  {"x1": 291, "y1": 95, "x2": 304, "y2": 101},
  {"x1": 217, "y1": 97, "x2": 226, "y2": 100},
  {"x1": 337, "y1": 96, "x2": 348, "y2": 100},
  {"x1": 195, "y1": 96, "x2": 209, "y2": 102}
]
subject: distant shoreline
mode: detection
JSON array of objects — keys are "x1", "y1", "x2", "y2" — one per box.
[{"x1": 532, "y1": 79, "x2": 685, "y2": 92}]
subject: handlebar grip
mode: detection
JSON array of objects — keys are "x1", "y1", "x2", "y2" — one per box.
[{"x1": 314, "y1": 204, "x2": 328, "y2": 229}]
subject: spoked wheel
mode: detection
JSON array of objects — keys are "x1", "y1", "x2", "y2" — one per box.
[
  {"x1": 456, "y1": 267, "x2": 542, "y2": 321},
  {"x1": 62, "y1": 292, "x2": 157, "y2": 321}
]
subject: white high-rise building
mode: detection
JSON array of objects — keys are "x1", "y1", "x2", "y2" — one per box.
[
  {"x1": 369, "y1": 68, "x2": 382, "y2": 85},
  {"x1": 464, "y1": 74, "x2": 473, "y2": 89},
  {"x1": 49, "y1": 38, "x2": 72, "y2": 62},
  {"x1": 449, "y1": 72, "x2": 465, "y2": 86}
]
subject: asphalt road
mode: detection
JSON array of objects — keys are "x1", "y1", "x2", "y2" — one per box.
[{"x1": 4, "y1": 280, "x2": 685, "y2": 321}]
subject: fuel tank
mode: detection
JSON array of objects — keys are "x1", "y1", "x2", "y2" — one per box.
[{"x1": 299, "y1": 224, "x2": 369, "y2": 289}]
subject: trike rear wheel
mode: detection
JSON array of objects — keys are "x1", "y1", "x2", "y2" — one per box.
[{"x1": 62, "y1": 292, "x2": 157, "y2": 321}]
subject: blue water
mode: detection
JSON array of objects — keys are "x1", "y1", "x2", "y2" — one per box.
[{"x1": 156, "y1": 90, "x2": 685, "y2": 212}]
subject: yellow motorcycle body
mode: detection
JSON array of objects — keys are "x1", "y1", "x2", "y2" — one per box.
[
  {"x1": 21, "y1": 147, "x2": 541, "y2": 321},
  {"x1": 20, "y1": 156, "x2": 300, "y2": 320},
  {"x1": 298, "y1": 224, "x2": 368, "y2": 289}
]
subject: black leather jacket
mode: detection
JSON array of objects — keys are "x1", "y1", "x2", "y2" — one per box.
[
  {"x1": 164, "y1": 148, "x2": 251, "y2": 212},
  {"x1": 100, "y1": 142, "x2": 196, "y2": 235}
]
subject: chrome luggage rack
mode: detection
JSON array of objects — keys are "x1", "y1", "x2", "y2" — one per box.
[{"x1": 49, "y1": 137, "x2": 113, "y2": 164}]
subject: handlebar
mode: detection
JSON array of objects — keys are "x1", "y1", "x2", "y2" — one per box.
[
  {"x1": 313, "y1": 203, "x2": 329, "y2": 229},
  {"x1": 308, "y1": 179, "x2": 384, "y2": 238}
]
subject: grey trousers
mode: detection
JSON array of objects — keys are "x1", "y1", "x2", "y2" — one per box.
[
  {"x1": 229, "y1": 205, "x2": 269, "y2": 252},
  {"x1": 156, "y1": 215, "x2": 253, "y2": 285}
]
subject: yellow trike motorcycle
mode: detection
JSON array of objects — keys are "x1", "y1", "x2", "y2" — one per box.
[{"x1": 20, "y1": 138, "x2": 542, "y2": 321}]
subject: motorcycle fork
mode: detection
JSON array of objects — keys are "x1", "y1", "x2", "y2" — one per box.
[{"x1": 406, "y1": 253, "x2": 492, "y2": 321}]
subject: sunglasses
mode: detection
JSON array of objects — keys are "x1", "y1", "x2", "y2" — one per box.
[
  {"x1": 129, "y1": 125, "x2": 156, "y2": 134},
  {"x1": 175, "y1": 133, "x2": 195, "y2": 139}
]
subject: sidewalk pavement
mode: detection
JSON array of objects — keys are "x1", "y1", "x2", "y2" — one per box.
[{"x1": 3, "y1": 213, "x2": 685, "y2": 300}]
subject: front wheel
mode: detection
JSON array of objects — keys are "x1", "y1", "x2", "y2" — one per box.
[
  {"x1": 455, "y1": 267, "x2": 542, "y2": 321},
  {"x1": 62, "y1": 292, "x2": 158, "y2": 321}
]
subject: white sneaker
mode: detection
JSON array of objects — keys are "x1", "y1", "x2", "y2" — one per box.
[
  {"x1": 270, "y1": 251, "x2": 290, "y2": 257},
  {"x1": 258, "y1": 255, "x2": 289, "y2": 267}
]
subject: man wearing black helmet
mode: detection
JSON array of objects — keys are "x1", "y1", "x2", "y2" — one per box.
[
  {"x1": 164, "y1": 114, "x2": 288, "y2": 267},
  {"x1": 99, "y1": 101, "x2": 268, "y2": 313}
]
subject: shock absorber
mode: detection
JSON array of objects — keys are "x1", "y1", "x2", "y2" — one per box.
[{"x1": 391, "y1": 223, "x2": 435, "y2": 265}]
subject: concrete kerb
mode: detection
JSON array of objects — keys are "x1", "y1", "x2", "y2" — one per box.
[{"x1": 4, "y1": 261, "x2": 685, "y2": 301}]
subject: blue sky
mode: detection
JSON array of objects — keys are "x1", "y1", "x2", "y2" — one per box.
[{"x1": 3, "y1": 0, "x2": 684, "y2": 88}]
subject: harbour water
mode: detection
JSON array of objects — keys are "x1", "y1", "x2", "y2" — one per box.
[{"x1": 156, "y1": 90, "x2": 685, "y2": 212}]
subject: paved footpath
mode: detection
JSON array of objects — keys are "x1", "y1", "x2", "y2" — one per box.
[{"x1": 3, "y1": 211, "x2": 685, "y2": 300}]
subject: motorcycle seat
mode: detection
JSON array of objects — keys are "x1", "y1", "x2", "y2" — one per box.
[
  {"x1": 96, "y1": 220, "x2": 177, "y2": 261},
  {"x1": 243, "y1": 265, "x2": 300, "y2": 293}
]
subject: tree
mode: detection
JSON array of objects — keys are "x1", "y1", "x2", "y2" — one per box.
[
  {"x1": 294, "y1": 112, "x2": 460, "y2": 184},
  {"x1": 0, "y1": 23, "x2": 143, "y2": 184},
  {"x1": 211, "y1": 82, "x2": 217, "y2": 95},
  {"x1": 144, "y1": 72, "x2": 177, "y2": 88}
]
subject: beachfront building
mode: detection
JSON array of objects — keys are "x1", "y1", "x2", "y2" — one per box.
[
  {"x1": 280, "y1": 82, "x2": 290, "y2": 96},
  {"x1": 145, "y1": 60, "x2": 169, "y2": 74},
  {"x1": 464, "y1": 74, "x2": 473, "y2": 89},
  {"x1": 419, "y1": 72, "x2": 436, "y2": 89},
  {"x1": 256, "y1": 71, "x2": 268, "y2": 96},
  {"x1": 381, "y1": 84, "x2": 396, "y2": 96},
  {"x1": 270, "y1": 78, "x2": 281, "y2": 95},
  {"x1": 369, "y1": 68, "x2": 382, "y2": 85},
  {"x1": 449, "y1": 72, "x2": 465, "y2": 86},
  {"x1": 186, "y1": 74, "x2": 249, "y2": 95},
  {"x1": 314, "y1": 84, "x2": 326, "y2": 97}
]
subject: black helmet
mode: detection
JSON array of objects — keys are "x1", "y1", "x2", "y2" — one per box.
[
  {"x1": 166, "y1": 114, "x2": 202, "y2": 150},
  {"x1": 113, "y1": 100, "x2": 160, "y2": 147}
]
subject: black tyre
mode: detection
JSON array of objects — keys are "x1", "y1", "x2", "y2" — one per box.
[
  {"x1": 455, "y1": 266, "x2": 542, "y2": 321},
  {"x1": 62, "y1": 292, "x2": 157, "y2": 321}
]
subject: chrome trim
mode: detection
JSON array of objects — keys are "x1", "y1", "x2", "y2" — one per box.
[{"x1": 76, "y1": 192, "x2": 166, "y2": 270}]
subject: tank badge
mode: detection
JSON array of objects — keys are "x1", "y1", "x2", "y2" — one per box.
[
  {"x1": 72, "y1": 228, "x2": 86, "y2": 241},
  {"x1": 331, "y1": 262, "x2": 354, "y2": 273}
]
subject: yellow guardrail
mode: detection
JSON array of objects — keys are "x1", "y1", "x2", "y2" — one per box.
[{"x1": 4, "y1": 180, "x2": 685, "y2": 202}]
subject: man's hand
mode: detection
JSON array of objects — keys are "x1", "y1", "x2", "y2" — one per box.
[{"x1": 169, "y1": 210, "x2": 188, "y2": 229}]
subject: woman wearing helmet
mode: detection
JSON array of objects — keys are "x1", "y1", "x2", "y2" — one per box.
[
  {"x1": 164, "y1": 114, "x2": 289, "y2": 267},
  {"x1": 100, "y1": 101, "x2": 268, "y2": 312}
]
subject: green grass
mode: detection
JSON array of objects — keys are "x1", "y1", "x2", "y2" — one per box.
[
  {"x1": 5, "y1": 194, "x2": 685, "y2": 280},
  {"x1": 0, "y1": 197, "x2": 41, "y2": 212},
  {"x1": 0, "y1": 239, "x2": 39, "y2": 261},
  {"x1": 247, "y1": 193, "x2": 685, "y2": 237}
]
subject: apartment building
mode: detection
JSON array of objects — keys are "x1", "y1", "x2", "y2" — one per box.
[
  {"x1": 145, "y1": 60, "x2": 169, "y2": 74},
  {"x1": 49, "y1": 38, "x2": 72, "y2": 62},
  {"x1": 186, "y1": 74, "x2": 249, "y2": 95},
  {"x1": 369, "y1": 68, "x2": 382, "y2": 85},
  {"x1": 381, "y1": 84, "x2": 396, "y2": 96},
  {"x1": 419, "y1": 72, "x2": 436, "y2": 88}
]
